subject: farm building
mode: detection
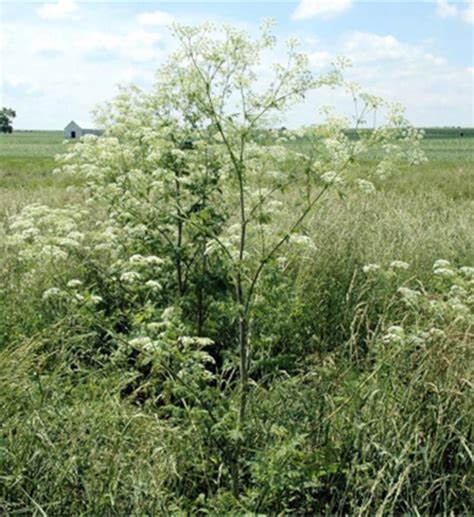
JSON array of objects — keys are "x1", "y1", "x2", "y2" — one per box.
[{"x1": 64, "y1": 121, "x2": 103, "y2": 139}]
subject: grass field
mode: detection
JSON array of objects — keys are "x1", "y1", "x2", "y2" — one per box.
[
  {"x1": 0, "y1": 132, "x2": 83, "y2": 217},
  {"x1": 0, "y1": 128, "x2": 473, "y2": 514},
  {"x1": 1, "y1": 128, "x2": 472, "y2": 180}
]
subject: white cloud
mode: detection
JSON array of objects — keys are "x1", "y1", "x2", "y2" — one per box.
[
  {"x1": 2, "y1": 74, "x2": 42, "y2": 95},
  {"x1": 0, "y1": 32, "x2": 6, "y2": 52},
  {"x1": 436, "y1": 0, "x2": 459, "y2": 18},
  {"x1": 462, "y1": 1, "x2": 474, "y2": 23},
  {"x1": 424, "y1": 52, "x2": 447, "y2": 66},
  {"x1": 303, "y1": 36, "x2": 320, "y2": 48},
  {"x1": 36, "y1": 0, "x2": 80, "y2": 21},
  {"x1": 344, "y1": 32, "x2": 410, "y2": 62},
  {"x1": 76, "y1": 32, "x2": 121, "y2": 53},
  {"x1": 306, "y1": 50, "x2": 332, "y2": 68},
  {"x1": 292, "y1": 0, "x2": 353, "y2": 21},
  {"x1": 120, "y1": 67, "x2": 155, "y2": 84},
  {"x1": 32, "y1": 35, "x2": 64, "y2": 56},
  {"x1": 125, "y1": 31, "x2": 163, "y2": 62},
  {"x1": 76, "y1": 30, "x2": 163, "y2": 62},
  {"x1": 137, "y1": 10, "x2": 175, "y2": 27},
  {"x1": 325, "y1": 31, "x2": 473, "y2": 127},
  {"x1": 343, "y1": 32, "x2": 447, "y2": 66},
  {"x1": 435, "y1": 0, "x2": 473, "y2": 24}
]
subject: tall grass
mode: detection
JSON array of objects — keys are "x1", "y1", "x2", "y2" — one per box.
[{"x1": 0, "y1": 132, "x2": 472, "y2": 513}]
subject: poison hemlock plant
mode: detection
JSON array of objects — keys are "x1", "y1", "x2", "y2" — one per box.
[{"x1": 4, "y1": 21, "x2": 429, "y2": 500}]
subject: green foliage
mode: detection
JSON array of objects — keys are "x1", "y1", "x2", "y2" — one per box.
[
  {"x1": 0, "y1": 22, "x2": 473, "y2": 514},
  {"x1": 0, "y1": 107, "x2": 16, "y2": 133}
]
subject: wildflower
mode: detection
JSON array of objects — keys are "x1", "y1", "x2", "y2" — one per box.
[
  {"x1": 20, "y1": 228, "x2": 40, "y2": 240},
  {"x1": 195, "y1": 337, "x2": 214, "y2": 347},
  {"x1": 183, "y1": 336, "x2": 213, "y2": 347},
  {"x1": 68, "y1": 231, "x2": 84, "y2": 242},
  {"x1": 375, "y1": 160, "x2": 392, "y2": 179},
  {"x1": 460, "y1": 266, "x2": 474, "y2": 279},
  {"x1": 448, "y1": 299, "x2": 469, "y2": 317},
  {"x1": 129, "y1": 254, "x2": 144, "y2": 263},
  {"x1": 145, "y1": 280, "x2": 162, "y2": 291},
  {"x1": 387, "y1": 325, "x2": 404, "y2": 335},
  {"x1": 55, "y1": 237, "x2": 80, "y2": 248},
  {"x1": 321, "y1": 171, "x2": 343, "y2": 187},
  {"x1": 356, "y1": 179, "x2": 376, "y2": 194},
  {"x1": 409, "y1": 334, "x2": 425, "y2": 347},
  {"x1": 433, "y1": 268, "x2": 455, "y2": 279},
  {"x1": 180, "y1": 337, "x2": 197, "y2": 346},
  {"x1": 429, "y1": 327, "x2": 445, "y2": 340},
  {"x1": 42, "y1": 287, "x2": 62, "y2": 300},
  {"x1": 67, "y1": 279, "x2": 83, "y2": 288},
  {"x1": 266, "y1": 170, "x2": 285, "y2": 181},
  {"x1": 433, "y1": 259, "x2": 451, "y2": 269},
  {"x1": 162, "y1": 306, "x2": 179, "y2": 322},
  {"x1": 390, "y1": 260, "x2": 409, "y2": 270},
  {"x1": 449, "y1": 285, "x2": 467, "y2": 298},
  {"x1": 382, "y1": 325, "x2": 405, "y2": 345},
  {"x1": 289, "y1": 234, "x2": 317, "y2": 251},
  {"x1": 93, "y1": 243, "x2": 114, "y2": 252},
  {"x1": 120, "y1": 271, "x2": 141, "y2": 283},
  {"x1": 147, "y1": 321, "x2": 167, "y2": 332},
  {"x1": 362, "y1": 263, "x2": 380, "y2": 274},
  {"x1": 397, "y1": 287, "x2": 421, "y2": 305},
  {"x1": 276, "y1": 256, "x2": 288, "y2": 269},
  {"x1": 41, "y1": 245, "x2": 68, "y2": 261},
  {"x1": 143, "y1": 255, "x2": 164, "y2": 265},
  {"x1": 129, "y1": 336, "x2": 157, "y2": 351}
]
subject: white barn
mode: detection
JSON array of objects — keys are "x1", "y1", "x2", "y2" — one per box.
[{"x1": 64, "y1": 121, "x2": 102, "y2": 139}]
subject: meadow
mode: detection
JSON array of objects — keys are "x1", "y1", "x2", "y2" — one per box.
[{"x1": 0, "y1": 123, "x2": 473, "y2": 514}]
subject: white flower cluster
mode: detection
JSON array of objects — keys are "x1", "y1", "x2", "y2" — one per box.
[
  {"x1": 120, "y1": 271, "x2": 141, "y2": 284},
  {"x1": 42, "y1": 287, "x2": 65, "y2": 301},
  {"x1": 431, "y1": 259, "x2": 465, "y2": 281},
  {"x1": 289, "y1": 234, "x2": 318, "y2": 252},
  {"x1": 356, "y1": 179, "x2": 376, "y2": 195},
  {"x1": 320, "y1": 171, "x2": 344, "y2": 188},
  {"x1": 42, "y1": 282, "x2": 102, "y2": 306},
  {"x1": 390, "y1": 260, "x2": 410, "y2": 270},
  {"x1": 4, "y1": 204, "x2": 88, "y2": 264},
  {"x1": 362, "y1": 263, "x2": 380, "y2": 274},
  {"x1": 397, "y1": 286, "x2": 421, "y2": 306},
  {"x1": 108, "y1": 253, "x2": 167, "y2": 293},
  {"x1": 382, "y1": 325, "x2": 405, "y2": 345},
  {"x1": 379, "y1": 259, "x2": 473, "y2": 352},
  {"x1": 129, "y1": 336, "x2": 159, "y2": 352}
]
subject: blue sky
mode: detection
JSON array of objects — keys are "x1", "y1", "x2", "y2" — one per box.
[{"x1": 1, "y1": 0, "x2": 473, "y2": 129}]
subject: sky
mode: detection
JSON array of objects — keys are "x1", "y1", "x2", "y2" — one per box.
[{"x1": 0, "y1": 0, "x2": 473, "y2": 130}]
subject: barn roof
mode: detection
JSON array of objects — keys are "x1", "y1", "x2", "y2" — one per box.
[
  {"x1": 64, "y1": 121, "x2": 103, "y2": 134},
  {"x1": 65, "y1": 120, "x2": 83, "y2": 129}
]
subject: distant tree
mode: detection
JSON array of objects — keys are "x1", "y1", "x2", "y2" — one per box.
[{"x1": 0, "y1": 107, "x2": 16, "y2": 133}]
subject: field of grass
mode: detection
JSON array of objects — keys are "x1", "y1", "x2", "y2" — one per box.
[
  {"x1": 0, "y1": 129, "x2": 473, "y2": 514},
  {"x1": 0, "y1": 131, "x2": 63, "y2": 182},
  {"x1": 0, "y1": 131, "x2": 84, "y2": 217},
  {"x1": 1, "y1": 129, "x2": 472, "y2": 197}
]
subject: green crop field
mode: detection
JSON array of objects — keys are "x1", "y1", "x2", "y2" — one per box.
[
  {"x1": 1, "y1": 128, "x2": 472, "y2": 205},
  {"x1": 0, "y1": 127, "x2": 473, "y2": 514},
  {"x1": 0, "y1": 131, "x2": 64, "y2": 187},
  {"x1": 0, "y1": 131, "x2": 84, "y2": 217}
]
